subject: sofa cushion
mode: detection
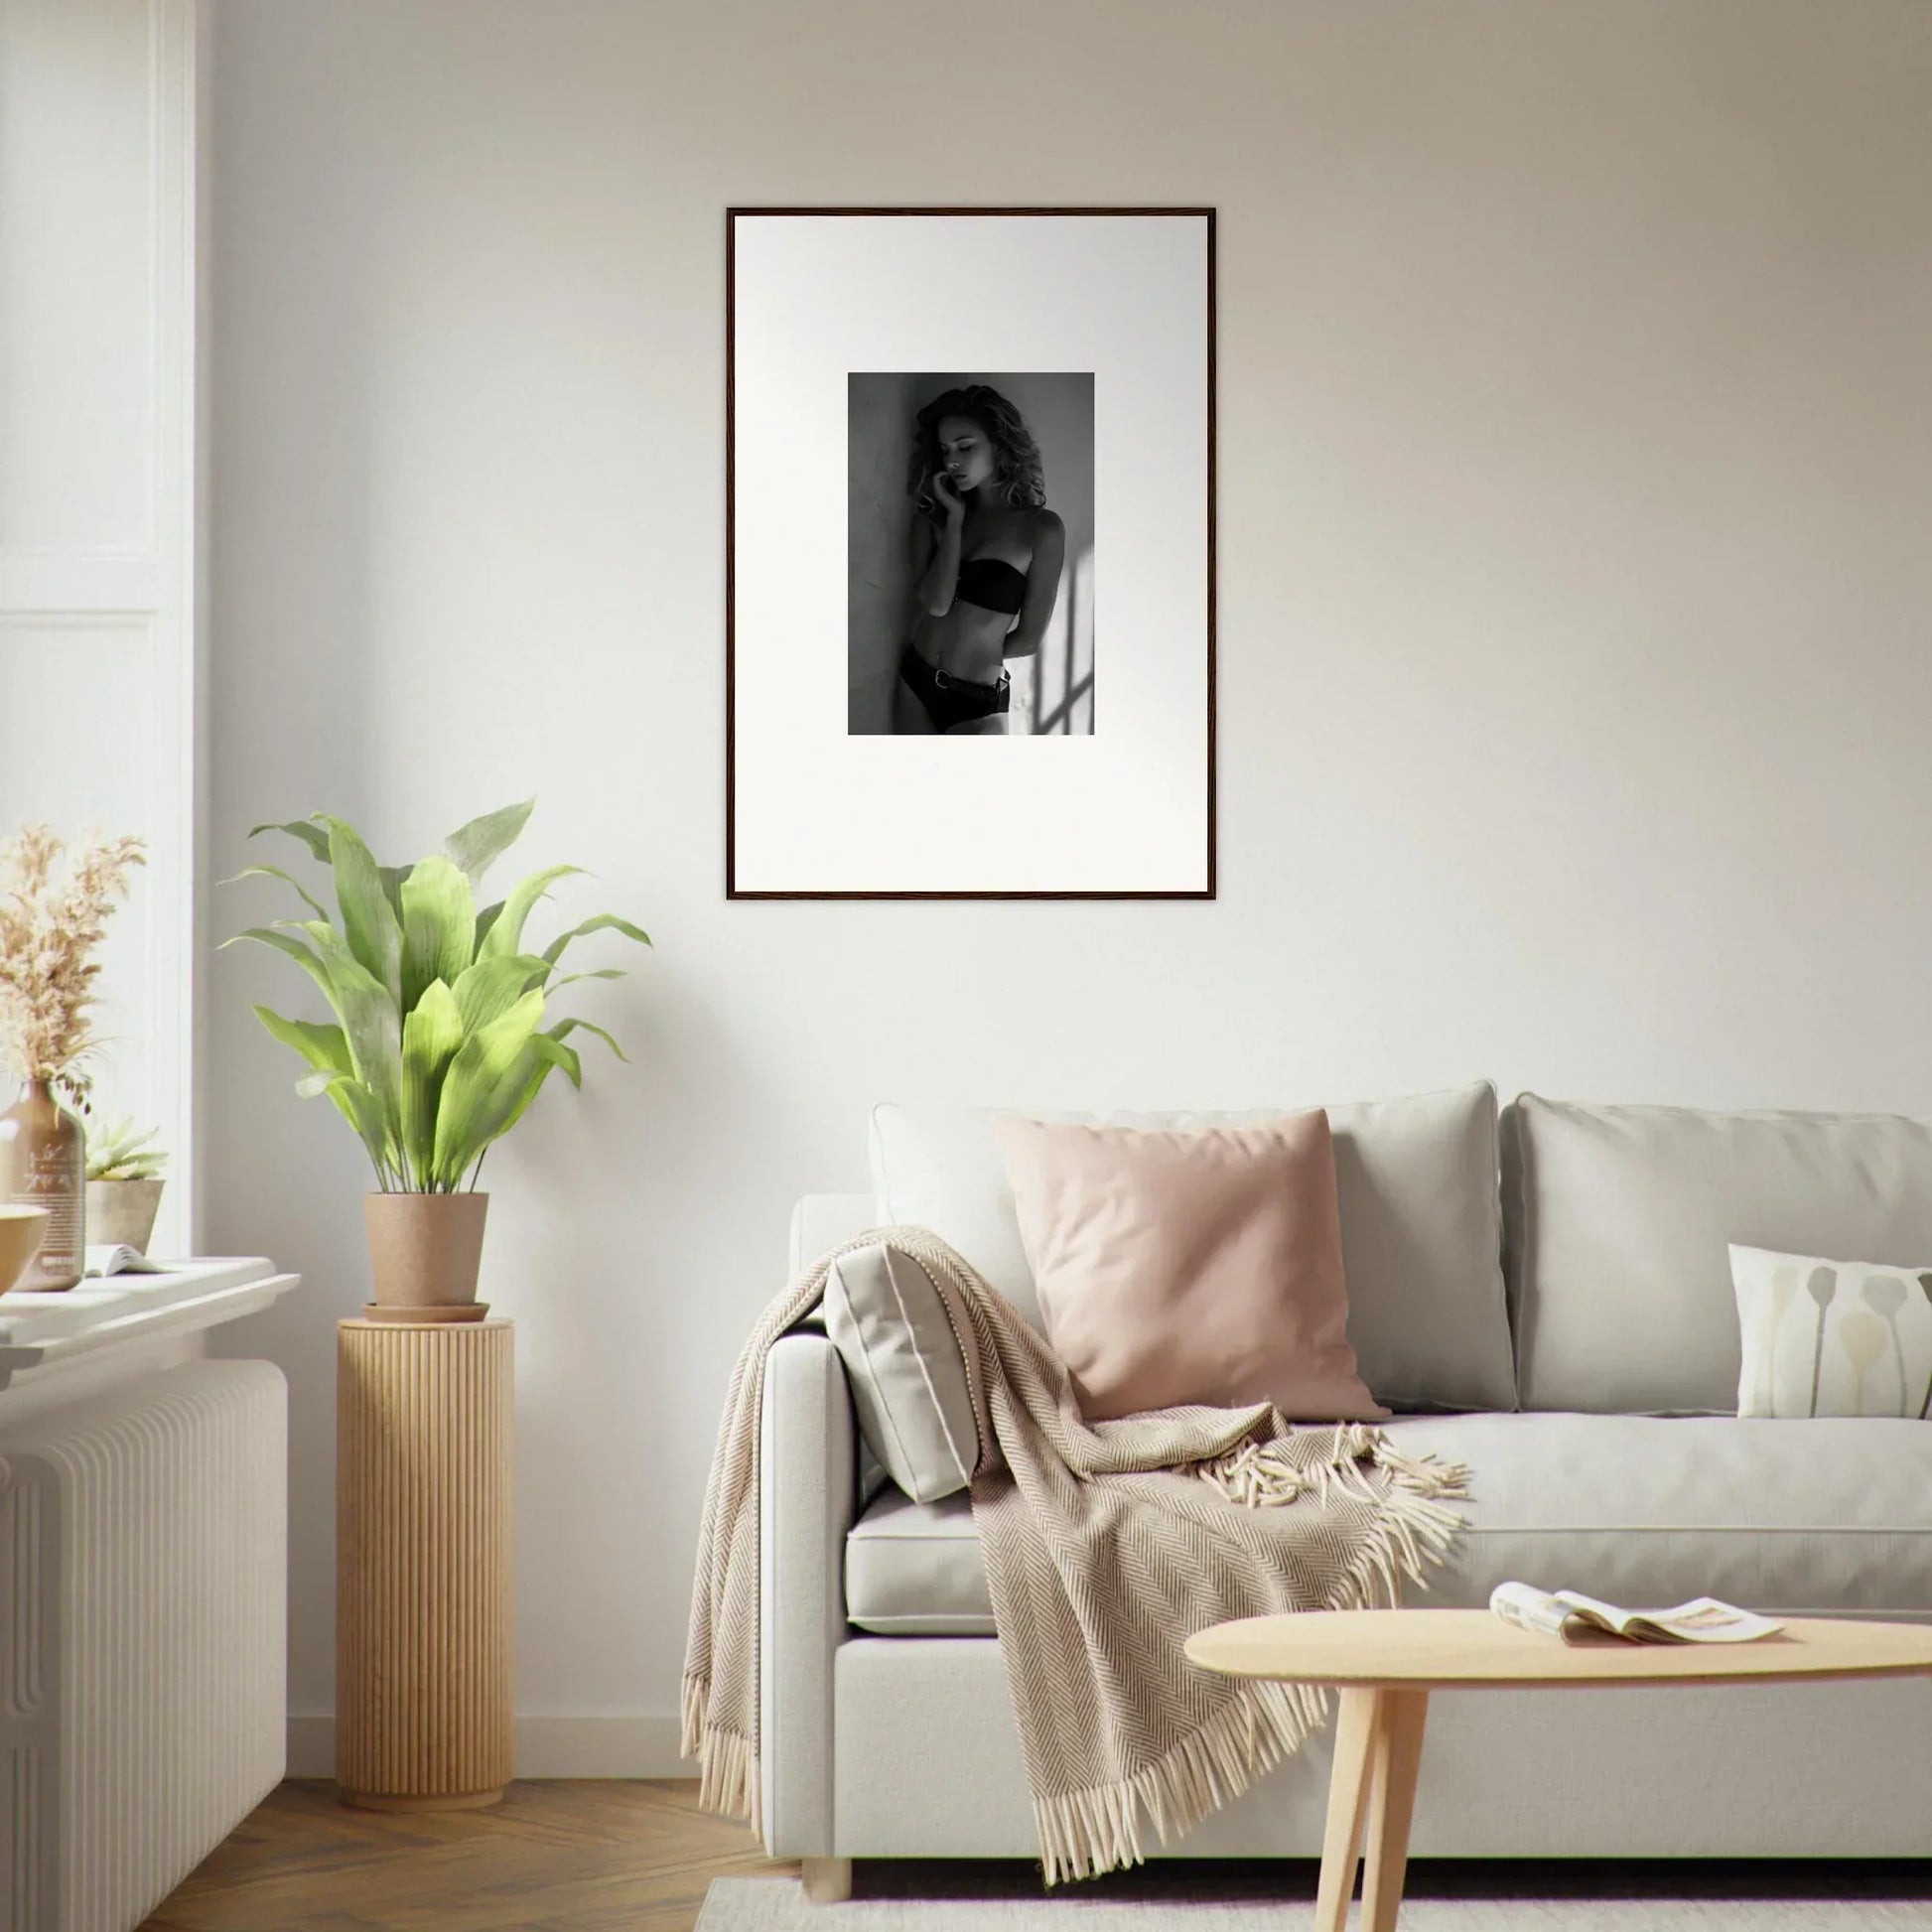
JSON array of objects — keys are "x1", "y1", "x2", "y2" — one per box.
[
  {"x1": 842, "y1": 1413, "x2": 1932, "y2": 1636},
  {"x1": 995, "y1": 1111, "x2": 1386, "y2": 1423},
  {"x1": 823, "y1": 1239, "x2": 980, "y2": 1503},
  {"x1": 1505, "y1": 1093, "x2": 1932, "y2": 1414},
  {"x1": 870, "y1": 1081, "x2": 1513, "y2": 1412},
  {"x1": 1730, "y1": 1243, "x2": 1932, "y2": 1420},
  {"x1": 845, "y1": 1488, "x2": 989, "y2": 1634}
]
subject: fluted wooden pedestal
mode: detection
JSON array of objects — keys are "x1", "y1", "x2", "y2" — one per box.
[{"x1": 336, "y1": 1314, "x2": 513, "y2": 1810}]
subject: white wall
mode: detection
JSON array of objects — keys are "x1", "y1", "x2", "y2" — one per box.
[{"x1": 207, "y1": 0, "x2": 1932, "y2": 1770}]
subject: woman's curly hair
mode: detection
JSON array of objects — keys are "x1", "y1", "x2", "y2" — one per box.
[{"x1": 907, "y1": 384, "x2": 1046, "y2": 521}]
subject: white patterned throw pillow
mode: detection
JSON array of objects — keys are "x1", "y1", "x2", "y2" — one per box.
[
  {"x1": 822, "y1": 1239, "x2": 980, "y2": 1503},
  {"x1": 1729, "y1": 1244, "x2": 1932, "y2": 1419}
]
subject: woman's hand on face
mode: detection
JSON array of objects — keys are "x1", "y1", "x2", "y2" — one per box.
[{"x1": 930, "y1": 470, "x2": 965, "y2": 521}]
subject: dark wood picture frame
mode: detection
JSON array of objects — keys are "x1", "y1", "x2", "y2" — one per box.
[{"x1": 726, "y1": 206, "x2": 1216, "y2": 900}]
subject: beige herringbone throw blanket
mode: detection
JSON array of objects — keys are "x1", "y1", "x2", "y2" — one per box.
[{"x1": 682, "y1": 1228, "x2": 1469, "y2": 1885}]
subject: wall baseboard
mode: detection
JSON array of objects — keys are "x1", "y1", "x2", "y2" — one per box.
[{"x1": 287, "y1": 1713, "x2": 688, "y2": 1780}]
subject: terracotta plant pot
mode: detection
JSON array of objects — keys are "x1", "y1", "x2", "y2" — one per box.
[
  {"x1": 85, "y1": 1177, "x2": 166, "y2": 1254},
  {"x1": 364, "y1": 1191, "x2": 488, "y2": 1309},
  {"x1": 0, "y1": 1205, "x2": 50, "y2": 1296}
]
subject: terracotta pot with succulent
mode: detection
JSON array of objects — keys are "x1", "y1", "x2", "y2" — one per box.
[
  {"x1": 222, "y1": 799, "x2": 648, "y2": 1313},
  {"x1": 84, "y1": 1116, "x2": 169, "y2": 1254},
  {"x1": 0, "y1": 825, "x2": 147, "y2": 1292}
]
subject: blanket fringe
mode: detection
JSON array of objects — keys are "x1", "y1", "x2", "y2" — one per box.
[
  {"x1": 1335, "y1": 1440, "x2": 1470, "y2": 1609},
  {"x1": 683, "y1": 1673, "x2": 761, "y2": 1827},
  {"x1": 695, "y1": 1721, "x2": 759, "y2": 1823},
  {"x1": 679, "y1": 1670, "x2": 706, "y2": 1762},
  {"x1": 1195, "y1": 1430, "x2": 1469, "y2": 1560},
  {"x1": 1033, "y1": 1676, "x2": 1326, "y2": 1885}
]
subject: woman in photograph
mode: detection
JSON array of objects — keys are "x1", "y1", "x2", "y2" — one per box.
[{"x1": 896, "y1": 384, "x2": 1066, "y2": 736}]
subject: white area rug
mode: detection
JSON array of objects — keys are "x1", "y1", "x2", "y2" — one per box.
[{"x1": 699, "y1": 1875, "x2": 1932, "y2": 1929}]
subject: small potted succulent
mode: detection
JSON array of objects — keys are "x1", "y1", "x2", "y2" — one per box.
[
  {"x1": 84, "y1": 1116, "x2": 169, "y2": 1253},
  {"x1": 222, "y1": 798, "x2": 648, "y2": 1311}
]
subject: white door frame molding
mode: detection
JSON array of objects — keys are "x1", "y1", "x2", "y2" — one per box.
[{"x1": 0, "y1": 0, "x2": 202, "y2": 1251}]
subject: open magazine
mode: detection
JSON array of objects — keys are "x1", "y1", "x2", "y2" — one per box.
[
  {"x1": 82, "y1": 1244, "x2": 169, "y2": 1277},
  {"x1": 1490, "y1": 1581, "x2": 1783, "y2": 1645}
]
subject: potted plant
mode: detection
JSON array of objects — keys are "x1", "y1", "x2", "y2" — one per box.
[
  {"x1": 84, "y1": 1116, "x2": 169, "y2": 1253},
  {"x1": 222, "y1": 799, "x2": 648, "y2": 1311}
]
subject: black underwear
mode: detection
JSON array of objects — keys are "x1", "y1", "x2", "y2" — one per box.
[{"x1": 899, "y1": 645, "x2": 1011, "y2": 732}]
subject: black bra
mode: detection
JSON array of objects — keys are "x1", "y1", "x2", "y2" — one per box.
[{"x1": 955, "y1": 555, "x2": 1027, "y2": 617}]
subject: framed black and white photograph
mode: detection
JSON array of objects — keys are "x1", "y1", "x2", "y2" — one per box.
[
  {"x1": 848, "y1": 370, "x2": 1093, "y2": 740},
  {"x1": 728, "y1": 207, "x2": 1214, "y2": 897}
]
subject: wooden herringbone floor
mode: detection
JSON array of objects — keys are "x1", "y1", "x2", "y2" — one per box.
[
  {"x1": 140, "y1": 1780, "x2": 796, "y2": 1932},
  {"x1": 138, "y1": 1781, "x2": 1932, "y2": 1927}
]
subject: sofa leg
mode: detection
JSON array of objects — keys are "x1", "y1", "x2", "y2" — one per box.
[{"x1": 802, "y1": 1857, "x2": 853, "y2": 1903}]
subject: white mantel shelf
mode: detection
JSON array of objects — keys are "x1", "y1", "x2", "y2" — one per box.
[{"x1": 0, "y1": 1258, "x2": 302, "y2": 1392}]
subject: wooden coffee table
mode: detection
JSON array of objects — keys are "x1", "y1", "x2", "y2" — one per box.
[{"x1": 1184, "y1": 1607, "x2": 1932, "y2": 1932}]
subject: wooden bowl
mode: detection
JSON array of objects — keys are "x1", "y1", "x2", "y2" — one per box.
[{"x1": 0, "y1": 1204, "x2": 51, "y2": 1295}]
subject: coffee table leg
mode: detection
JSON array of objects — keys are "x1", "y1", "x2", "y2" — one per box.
[
  {"x1": 1312, "y1": 1687, "x2": 1381, "y2": 1932},
  {"x1": 1360, "y1": 1688, "x2": 1429, "y2": 1932}
]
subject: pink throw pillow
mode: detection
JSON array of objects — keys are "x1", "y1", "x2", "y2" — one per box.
[{"x1": 992, "y1": 1111, "x2": 1388, "y2": 1423}]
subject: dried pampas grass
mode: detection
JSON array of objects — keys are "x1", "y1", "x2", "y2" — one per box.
[{"x1": 0, "y1": 824, "x2": 146, "y2": 1108}]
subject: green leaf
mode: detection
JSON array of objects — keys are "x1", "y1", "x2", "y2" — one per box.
[
  {"x1": 247, "y1": 817, "x2": 331, "y2": 863},
  {"x1": 377, "y1": 864, "x2": 412, "y2": 925},
  {"x1": 489, "y1": 1034, "x2": 582, "y2": 1145},
  {"x1": 450, "y1": 952, "x2": 549, "y2": 1035},
  {"x1": 540, "y1": 912, "x2": 651, "y2": 967},
  {"x1": 432, "y1": 988, "x2": 547, "y2": 1182},
  {"x1": 82, "y1": 1115, "x2": 168, "y2": 1181},
  {"x1": 250, "y1": 1005, "x2": 352, "y2": 1080},
  {"x1": 444, "y1": 799, "x2": 536, "y2": 890},
  {"x1": 400, "y1": 979, "x2": 465, "y2": 1187},
  {"x1": 474, "y1": 899, "x2": 505, "y2": 951},
  {"x1": 398, "y1": 856, "x2": 477, "y2": 1015},
  {"x1": 219, "y1": 864, "x2": 330, "y2": 921},
  {"x1": 478, "y1": 864, "x2": 584, "y2": 962},
  {"x1": 287, "y1": 918, "x2": 403, "y2": 1163},
  {"x1": 318, "y1": 816, "x2": 403, "y2": 1006},
  {"x1": 220, "y1": 926, "x2": 338, "y2": 1009},
  {"x1": 549, "y1": 1015, "x2": 627, "y2": 1063}
]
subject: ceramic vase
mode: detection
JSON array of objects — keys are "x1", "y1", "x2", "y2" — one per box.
[{"x1": 0, "y1": 1078, "x2": 85, "y2": 1290}]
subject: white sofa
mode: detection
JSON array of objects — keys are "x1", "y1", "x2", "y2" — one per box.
[{"x1": 757, "y1": 1087, "x2": 1932, "y2": 1882}]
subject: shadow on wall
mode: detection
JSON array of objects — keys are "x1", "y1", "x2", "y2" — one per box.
[
  {"x1": 847, "y1": 372, "x2": 924, "y2": 734},
  {"x1": 847, "y1": 371, "x2": 1095, "y2": 735},
  {"x1": 1033, "y1": 541, "x2": 1095, "y2": 735}
]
